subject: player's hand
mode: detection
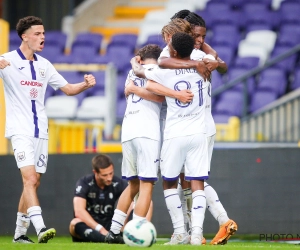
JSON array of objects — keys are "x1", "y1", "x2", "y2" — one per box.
[
  {"x1": 100, "y1": 227, "x2": 108, "y2": 236},
  {"x1": 0, "y1": 58, "x2": 10, "y2": 69},
  {"x1": 124, "y1": 79, "x2": 135, "y2": 98},
  {"x1": 203, "y1": 58, "x2": 218, "y2": 72},
  {"x1": 84, "y1": 74, "x2": 96, "y2": 88},
  {"x1": 195, "y1": 61, "x2": 210, "y2": 81},
  {"x1": 175, "y1": 89, "x2": 194, "y2": 103}
]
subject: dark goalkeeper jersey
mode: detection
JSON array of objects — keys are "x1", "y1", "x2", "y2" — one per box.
[{"x1": 73, "y1": 174, "x2": 128, "y2": 230}]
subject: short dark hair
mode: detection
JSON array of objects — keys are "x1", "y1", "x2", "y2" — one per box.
[
  {"x1": 171, "y1": 32, "x2": 194, "y2": 58},
  {"x1": 92, "y1": 154, "x2": 114, "y2": 173},
  {"x1": 16, "y1": 16, "x2": 43, "y2": 40},
  {"x1": 136, "y1": 44, "x2": 162, "y2": 61},
  {"x1": 171, "y1": 9, "x2": 191, "y2": 20}
]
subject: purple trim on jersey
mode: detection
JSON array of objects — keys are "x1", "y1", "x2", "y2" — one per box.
[
  {"x1": 16, "y1": 48, "x2": 38, "y2": 61},
  {"x1": 162, "y1": 175, "x2": 180, "y2": 182},
  {"x1": 29, "y1": 61, "x2": 36, "y2": 80},
  {"x1": 185, "y1": 175, "x2": 209, "y2": 181},
  {"x1": 17, "y1": 48, "x2": 26, "y2": 60},
  {"x1": 31, "y1": 100, "x2": 39, "y2": 138}
]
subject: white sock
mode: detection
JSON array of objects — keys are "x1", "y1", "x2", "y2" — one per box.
[
  {"x1": 177, "y1": 184, "x2": 188, "y2": 228},
  {"x1": 110, "y1": 209, "x2": 127, "y2": 234},
  {"x1": 204, "y1": 183, "x2": 229, "y2": 226},
  {"x1": 27, "y1": 206, "x2": 45, "y2": 235},
  {"x1": 132, "y1": 212, "x2": 146, "y2": 221},
  {"x1": 14, "y1": 212, "x2": 30, "y2": 239},
  {"x1": 164, "y1": 189, "x2": 186, "y2": 235},
  {"x1": 191, "y1": 190, "x2": 206, "y2": 236},
  {"x1": 183, "y1": 188, "x2": 192, "y2": 229}
]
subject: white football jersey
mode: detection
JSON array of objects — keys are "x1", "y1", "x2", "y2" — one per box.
[
  {"x1": 145, "y1": 66, "x2": 208, "y2": 140},
  {"x1": 0, "y1": 49, "x2": 68, "y2": 139},
  {"x1": 159, "y1": 46, "x2": 216, "y2": 136},
  {"x1": 121, "y1": 64, "x2": 161, "y2": 142}
]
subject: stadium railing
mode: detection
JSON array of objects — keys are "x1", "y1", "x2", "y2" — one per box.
[{"x1": 213, "y1": 44, "x2": 300, "y2": 143}]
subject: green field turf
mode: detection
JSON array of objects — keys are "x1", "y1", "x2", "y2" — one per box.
[{"x1": 0, "y1": 236, "x2": 299, "y2": 250}]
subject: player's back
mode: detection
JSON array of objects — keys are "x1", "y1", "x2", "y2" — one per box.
[{"x1": 121, "y1": 65, "x2": 161, "y2": 143}]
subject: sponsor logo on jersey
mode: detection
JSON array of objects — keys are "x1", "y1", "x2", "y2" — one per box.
[
  {"x1": 17, "y1": 151, "x2": 26, "y2": 162},
  {"x1": 30, "y1": 88, "x2": 38, "y2": 98},
  {"x1": 20, "y1": 80, "x2": 43, "y2": 87},
  {"x1": 76, "y1": 185, "x2": 82, "y2": 193},
  {"x1": 18, "y1": 67, "x2": 25, "y2": 70},
  {"x1": 88, "y1": 192, "x2": 96, "y2": 198},
  {"x1": 39, "y1": 68, "x2": 46, "y2": 78}
]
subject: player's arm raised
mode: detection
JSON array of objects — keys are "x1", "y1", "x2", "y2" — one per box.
[
  {"x1": 125, "y1": 79, "x2": 165, "y2": 103},
  {"x1": 60, "y1": 74, "x2": 96, "y2": 96},
  {"x1": 73, "y1": 197, "x2": 108, "y2": 235},
  {"x1": 130, "y1": 56, "x2": 146, "y2": 78},
  {"x1": 146, "y1": 80, "x2": 193, "y2": 103}
]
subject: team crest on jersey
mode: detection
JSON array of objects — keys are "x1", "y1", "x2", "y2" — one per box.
[
  {"x1": 39, "y1": 68, "x2": 46, "y2": 78},
  {"x1": 109, "y1": 192, "x2": 113, "y2": 199},
  {"x1": 17, "y1": 152, "x2": 26, "y2": 162},
  {"x1": 75, "y1": 185, "x2": 82, "y2": 193}
]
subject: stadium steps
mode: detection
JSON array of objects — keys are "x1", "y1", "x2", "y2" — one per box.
[{"x1": 89, "y1": 0, "x2": 166, "y2": 43}]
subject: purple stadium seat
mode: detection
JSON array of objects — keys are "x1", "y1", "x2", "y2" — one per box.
[
  {"x1": 212, "y1": 45, "x2": 235, "y2": 67},
  {"x1": 227, "y1": 67, "x2": 256, "y2": 94},
  {"x1": 211, "y1": 70, "x2": 225, "y2": 91},
  {"x1": 244, "y1": 9, "x2": 277, "y2": 31},
  {"x1": 139, "y1": 34, "x2": 166, "y2": 49},
  {"x1": 245, "y1": 23, "x2": 273, "y2": 33},
  {"x1": 58, "y1": 71, "x2": 83, "y2": 84},
  {"x1": 213, "y1": 90, "x2": 244, "y2": 117},
  {"x1": 289, "y1": 69, "x2": 300, "y2": 91},
  {"x1": 256, "y1": 77, "x2": 287, "y2": 97},
  {"x1": 44, "y1": 85, "x2": 56, "y2": 102},
  {"x1": 45, "y1": 30, "x2": 67, "y2": 52},
  {"x1": 249, "y1": 90, "x2": 277, "y2": 113},
  {"x1": 277, "y1": 24, "x2": 300, "y2": 47},
  {"x1": 205, "y1": 2, "x2": 231, "y2": 14},
  {"x1": 279, "y1": 2, "x2": 300, "y2": 24},
  {"x1": 209, "y1": 10, "x2": 243, "y2": 29},
  {"x1": 212, "y1": 113, "x2": 232, "y2": 123},
  {"x1": 233, "y1": 56, "x2": 260, "y2": 69},
  {"x1": 105, "y1": 45, "x2": 133, "y2": 73},
  {"x1": 38, "y1": 44, "x2": 64, "y2": 63},
  {"x1": 9, "y1": 31, "x2": 20, "y2": 51},
  {"x1": 210, "y1": 26, "x2": 240, "y2": 49},
  {"x1": 74, "y1": 32, "x2": 103, "y2": 51},
  {"x1": 109, "y1": 33, "x2": 137, "y2": 52},
  {"x1": 117, "y1": 73, "x2": 128, "y2": 99},
  {"x1": 243, "y1": 2, "x2": 269, "y2": 12},
  {"x1": 68, "y1": 41, "x2": 101, "y2": 64},
  {"x1": 269, "y1": 45, "x2": 298, "y2": 73},
  {"x1": 116, "y1": 98, "x2": 127, "y2": 123},
  {"x1": 85, "y1": 71, "x2": 105, "y2": 96}
]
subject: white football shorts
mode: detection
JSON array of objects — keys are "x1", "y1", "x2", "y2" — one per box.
[
  {"x1": 160, "y1": 133, "x2": 209, "y2": 181},
  {"x1": 11, "y1": 135, "x2": 48, "y2": 173},
  {"x1": 207, "y1": 134, "x2": 216, "y2": 173},
  {"x1": 122, "y1": 137, "x2": 160, "y2": 181}
]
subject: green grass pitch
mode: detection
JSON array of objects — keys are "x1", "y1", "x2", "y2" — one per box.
[{"x1": 0, "y1": 236, "x2": 299, "y2": 250}]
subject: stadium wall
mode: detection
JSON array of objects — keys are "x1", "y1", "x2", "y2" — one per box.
[{"x1": 0, "y1": 148, "x2": 299, "y2": 237}]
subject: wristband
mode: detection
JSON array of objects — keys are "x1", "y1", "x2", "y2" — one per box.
[{"x1": 95, "y1": 224, "x2": 103, "y2": 231}]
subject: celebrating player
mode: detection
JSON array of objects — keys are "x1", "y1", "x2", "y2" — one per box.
[{"x1": 0, "y1": 16, "x2": 96, "y2": 243}]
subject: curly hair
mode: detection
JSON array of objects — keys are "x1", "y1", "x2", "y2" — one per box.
[
  {"x1": 161, "y1": 18, "x2": 193, "y2": 42},
  {"x1": 171, "y1": 32, "x2": 194, "y2": 58},
  {"x1": 16, "y1": 16, "x2": 43, "y2": 40},
  {"x1": 136, "y1": 44, "x2": 162, "y2": 61},
  {"x1": 185, "y1": 12, "x2": 206, "y2": 28}
]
